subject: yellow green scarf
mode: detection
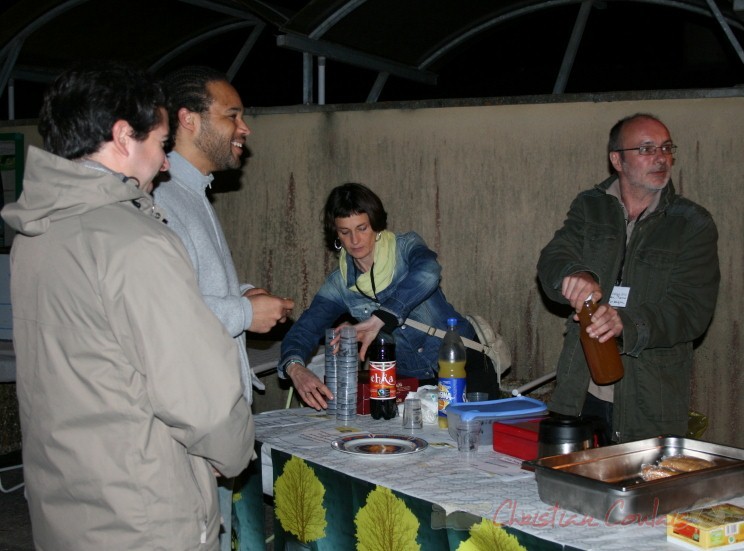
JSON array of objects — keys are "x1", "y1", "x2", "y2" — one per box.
[{"x1": 339, "y1": 230, "x2": 396, "y2": 297}]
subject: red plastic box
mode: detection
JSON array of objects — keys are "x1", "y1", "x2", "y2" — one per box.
[
  {"x1": 492, "y1": 419, "x2": 541, "y2": 460},
  {"x1": 357, "y1": 375, "x2": 418, "y2": 415}
]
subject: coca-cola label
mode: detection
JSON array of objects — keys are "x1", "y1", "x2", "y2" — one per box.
[{"x1": 369, "y1": 360, "x2": 397, "y2": 401}]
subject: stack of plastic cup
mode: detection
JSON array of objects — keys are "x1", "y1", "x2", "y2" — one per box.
[
  {"x1": 324, "y1": 328, "x2": 338, "y2": 416},
  {"x1": 336, "y1": 326, "x2": 358, "y2": 423}
]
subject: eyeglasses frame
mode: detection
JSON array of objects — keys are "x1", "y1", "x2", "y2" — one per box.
[{"x1": 612, "y1": 144, "x2": 678, "y2": 156}]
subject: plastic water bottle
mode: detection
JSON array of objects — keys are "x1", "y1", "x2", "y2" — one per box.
[
  {"x1": 336, "y1": 326, "x2": 358, "y2": 422},
  {"x1": 437, "y1": 317, "x2": 466, "y2": 429},
  {"x1": 324, "y1": 328, "x2": 338, "y2": 416},
  {"x1": 368, "y1": 330, "x2": 397, "y2": 420}
]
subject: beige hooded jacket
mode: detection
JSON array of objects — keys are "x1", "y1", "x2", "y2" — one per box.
[{"x1": 1, "y1": 146, "x2": 254, "y2": 551}]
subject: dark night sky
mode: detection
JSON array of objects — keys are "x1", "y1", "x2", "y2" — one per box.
[{"x1": 2, "y1": 1, "x2": 743, "y2": 121}]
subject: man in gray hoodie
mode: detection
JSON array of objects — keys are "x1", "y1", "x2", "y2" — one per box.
[
  {"x1": 153, "y1": 65, "x2": 294, "y2": 550},
  {"x1": 1, "y1": 63, "x2": 253, "y2": 551}
]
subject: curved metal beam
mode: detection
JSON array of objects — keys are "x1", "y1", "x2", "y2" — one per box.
[
  {"x1": 704, "y1": 0, "x2": 744, "y2": 64},
  {"x1": 419, "y1": 0, "x2": 744, "y2": 70},
  {"x1": 176, "y1": 0, "x2": 264, "y2": 20},
  {"x1": 0, "y1": 0, "x2": 90, "y2": 57},
  {"x1": 420, "y1": 0, "x2": 577, "y2": 69},
  {"x1": 277, "y1": 33, "x2": 437, "y2": 85},
  {"x1": 1, "y1": 0, "x2": 91, "y2": 93},
  {"x1": 1, "y1": 0, "x2": 266, "y2": 117},
  {"x1": 308, "y1": 0, "x2": 368, "y2": 39},
  {"x1": 0, "y1": 39, "x2": 24, "y2": 102},
  {"x1": 366, "y1": 71, "x2": 389, "y2": 103},
  {"x1": 227, "y1": 22, "x2": 266, "y2": 81},
  {"x1": 148, "y1": 21, "x2": 261, "y2": 74},
  {"x1": 304, "y1": 0, "x2": 368, "y2": 104}
]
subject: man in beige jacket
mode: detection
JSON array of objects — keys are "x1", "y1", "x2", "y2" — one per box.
[{"x1": 1, "y1": 63, "x2": 253, "y2": 550}]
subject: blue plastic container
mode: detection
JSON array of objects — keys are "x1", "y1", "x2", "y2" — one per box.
[{"x1": 446, "y1": 396, "x2": 547, "y2": 444}]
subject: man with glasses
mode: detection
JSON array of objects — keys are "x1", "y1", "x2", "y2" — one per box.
[{"x1": 537, "y1": 113, "x2": 719, "y2": 443}]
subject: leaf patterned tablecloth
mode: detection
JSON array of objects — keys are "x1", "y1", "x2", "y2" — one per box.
[{"x1": 256, "y1": 408, "x2": 744, "y2": 550}]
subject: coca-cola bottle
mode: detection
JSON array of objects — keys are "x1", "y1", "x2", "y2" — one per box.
[{"x1": 368, "y1": 330, "x2": 397, "y2": 420}]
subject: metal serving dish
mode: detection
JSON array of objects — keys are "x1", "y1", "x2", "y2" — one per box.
[{"x1": 525, "y1": 436, "x2": 744, "y2": 523}]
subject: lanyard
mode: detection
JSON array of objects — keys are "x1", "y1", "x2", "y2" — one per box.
[
  {"x1": 353, "y1": 262, "x2": 380, "y2": 303},
  {"x1": 617, "y1": 207, "x2": 647, "y2": 285}
]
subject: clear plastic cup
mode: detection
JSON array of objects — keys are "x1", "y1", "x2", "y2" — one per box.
[
  {"x1": 466, "y1": 392, "x2": 489, "y2": 403},
  {"x1": 456, "y1": 419, "x2": 482, "y2": 453},
  {"x1": 325, "y1": 328, "x2": 338, "y2": 415}
]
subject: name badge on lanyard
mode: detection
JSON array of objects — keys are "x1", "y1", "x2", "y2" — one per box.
[{"x1": 609, "y1": 286, "x2": 630, "y2": 308}]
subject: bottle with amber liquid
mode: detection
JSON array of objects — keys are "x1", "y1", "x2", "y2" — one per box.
[{"x1": 578, "y1": 295, "x2": 624, "y2": 385}]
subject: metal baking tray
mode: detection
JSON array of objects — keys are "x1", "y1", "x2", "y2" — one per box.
[{"x1": 525, "y1": 436, "x2": 744, "y2": 523}]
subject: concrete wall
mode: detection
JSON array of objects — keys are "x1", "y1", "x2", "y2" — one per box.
[
  {"x1": 219, "y1": 95, "x2": 743, "y2": 447},
  {"x1": 2, "y1": 93, "x2": 742, "y2": 447}
]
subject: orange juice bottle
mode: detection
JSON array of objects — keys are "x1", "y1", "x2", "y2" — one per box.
[{"x1": 437, "y1": 318, "x2": 467, "y2": 428}]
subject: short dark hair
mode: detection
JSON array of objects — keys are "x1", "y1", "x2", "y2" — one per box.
[
  {"x1": 607, "y1": 113, "x2": 666, "y2": 173},
  {"x1": 162, "y1": 66, "x2": 228, "y2": 146},
  {"x1": 322, "y1": 183, "x2": 388, "y2": 252},
  {"x1": 38, "y1": 62, "x2": 165, "y2": 160}
]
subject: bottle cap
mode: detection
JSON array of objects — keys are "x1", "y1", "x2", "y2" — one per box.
[{"x1": 406, "y1": 391, "x2": 418, "y2": 400}]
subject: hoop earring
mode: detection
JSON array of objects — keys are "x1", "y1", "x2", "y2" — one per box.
[
  {"x1": 375, "y1": 232, "x2": 382, "y2": 242},
  {"x1": 334, "y1": 239, "x2": 342, "y2": 250}
]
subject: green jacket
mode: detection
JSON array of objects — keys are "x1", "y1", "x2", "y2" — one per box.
[{"x1": 537, "y1": 175, "x2": 719, "y2": 442}]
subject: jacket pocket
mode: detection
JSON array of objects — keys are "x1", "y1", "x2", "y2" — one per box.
[
  {"x1": 583, "y1": 223, "x2": 619, "y2": 277},
  {"x1": 634, "y1": 348, "x2": 691, "y2": 424},
  {"x1": 630, "y1": 248, "x2": 675, "y2": 303}
]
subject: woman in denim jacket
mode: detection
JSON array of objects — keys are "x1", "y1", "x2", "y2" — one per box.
[{"x1": 278, "y1": 183, "x2": 497, "y2": 409}]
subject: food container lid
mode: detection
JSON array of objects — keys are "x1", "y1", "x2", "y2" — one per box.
[
  {"x1": 447, "y1": 396, "x2": 547, "y2": 422},
  {"x1": 538, "y1": 416, "x2": 594, "y2": 444}
]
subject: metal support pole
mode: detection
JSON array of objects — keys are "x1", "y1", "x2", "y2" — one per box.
[
  {"x1": 704, "y1": 0, "x2": 744, "y2": 66},
  {"x1": 366, "y1": 72, "x2": 389, "y2": 103},
  {"x1": 8, "y1": 78, "x2": 14, "y2": 120},
  {"x1": 553, "y1": 0, "x2": 593, "y2": 94},
  {"x1": 318, "y1": 56, "x2": 326, "y2": 105},
  {"x1": 302, "y1": 52, "x2": 314, "y2": 105}
]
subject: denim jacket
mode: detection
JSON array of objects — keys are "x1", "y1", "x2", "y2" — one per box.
[{"x1": 279, "y1": 232, "x2": 472, "y2": 380}]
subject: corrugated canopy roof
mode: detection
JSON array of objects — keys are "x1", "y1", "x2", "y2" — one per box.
[{"x1": 2, "y1": 0, "x2": 743, "y2": 119}]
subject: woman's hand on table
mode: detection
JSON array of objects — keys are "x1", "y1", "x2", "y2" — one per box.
[{"x1": 287, "y1": 363, "x2": 333, "y2": 411}]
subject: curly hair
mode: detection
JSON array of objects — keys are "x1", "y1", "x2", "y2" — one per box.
[{"x1": 38, "y1": 62, "x2": 165, "y2": 160}]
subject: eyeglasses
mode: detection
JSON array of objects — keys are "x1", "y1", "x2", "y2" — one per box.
[{"x1": 613, "y1": 144, "x2": 677, "y2": 156}]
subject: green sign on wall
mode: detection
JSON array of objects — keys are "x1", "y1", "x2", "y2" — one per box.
[{"x1": 0, "y1": 133, "x2": 24, "y2": 249}]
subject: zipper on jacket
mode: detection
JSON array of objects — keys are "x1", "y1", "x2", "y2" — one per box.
[{"x1": 186, "y1": 460, "x2": 210, "y2": 546}]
